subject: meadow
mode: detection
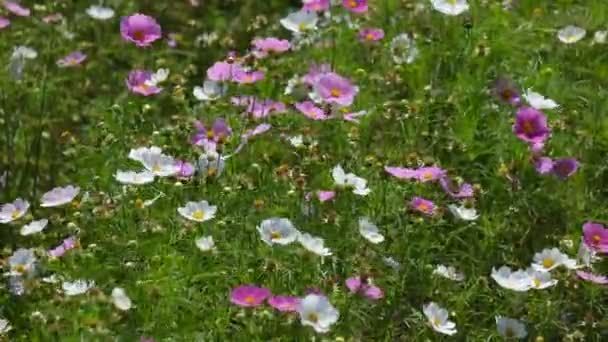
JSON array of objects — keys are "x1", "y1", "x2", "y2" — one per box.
[{"x1": 1, "y1": 0, "x2": 608, "y2": 340}]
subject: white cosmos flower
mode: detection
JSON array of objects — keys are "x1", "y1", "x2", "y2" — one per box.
[
  {"x1": 299, "y1": 233, "x2": 332, "y2": 256},
  {"x1": 289, "y1": 135, "x2": 304, "y2": 148},
  {"x1": 197, "y1": 150, "x2": 225, "y2": 177},
  {"x1": 0, "y1": 198, "x2": 30, "y2": 224},
  {"x1": 128, "y1": 146, "x2": 162, "y2": 163},
  {"x1": 523, "y1": 89, "x2": 559, "y2": 110},
  {"x1": 431, "y1": 0, "x2": 469, "y2": 16},
  {"x1": 593, "y1": 30, "x2": 607, "y2": 44},
  {"x1": 423, "y1": 302, "x2": 457, "y2": 336},
  {"x1": 447, "y1": 204, "x2": 479, "y2": 221},
  {"x1": 111, "y1": 287, "x2": 132, "y2": 311},
  {"x1": 62, "y1": 279, "x2": 94, "y2": 296},
  {"x1": 140, "y1": 151, "x2": 179, "y2": 177},
  {"x1": 145, "y1": 68, "x2": 169, "y2": 86},
  {"x1": 8, "y1": 248, "x2": 36, "y2": 277},
  {"x1": 12, "y1": 46, "x2": 37, "y2": 60},
  {"x1": 491, "y1": 266, "x2": 531, "y2": 292},
  {"x1": 526, "y1": 268, "x2": 558, "y2": 289},
  {"x1": 433, "y1": 264, "x2": 465, "y2": 282},
  {"x1": 195, "y1": 236, "x2": 215, "y2": 251},
  {"x1": 20, "y1": 219, "x2": 49, "y2": 236},
  {"x1": 358, "y1": 217, "x2": 384, "y2": 244},
  {"x1": 257, "y1": 217, "x2": 300, "y2": 246},
  {"x1": 332, "y1": 165, "x2": 370, "y2": 196},
  {"x1": 384, "y1": 256, "x2": 402, "y2": 270},
  {"x1": 0, "y1": 318, "x2": 11, "y2": 334},
  {"x1": 280, "y1": 10, "x2": 318, "y2": 34},
  {"x1": 40, "y1": 185, "x2": 80, "y2": 207},
  {"x1": 193, "y1": 80, "x2": 226, "y2": 101},
  {"x1": 86, "y1": 5, "x2": 115, "y2": 20},
  {"x1": 532, "y1": 247, "x2": 577, "y2": 272},
  {"x1": 177, "y1": 200, "x2": 217, "y2": 222},
  {"x1": 557, "y1": 25, "x2": 586, "y2": 44},
  {"x1": 115, "y1": 170, "x2": 155, "y2": 185},
  {"x1": 390, "y1": 33, "x2": 419, "y2": 65},
  {"x1": 298, "y1": 294, "x2": 339, "y2": 333},
  {"x1": 496, "y1": 316, "x2": 528, "y2": 339}
]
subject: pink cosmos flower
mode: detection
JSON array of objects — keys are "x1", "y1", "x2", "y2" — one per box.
[
  {"x1": 582, "y1": 222, "x2": 608, "y2": 253},
  {"x1": 120, "y1": 14, "x2": 162, "y2": 47},
  {"x1": 175, "y1": 161, "x2": 194, "y2": 178},
  {"x1": 385, "y1": 166, "x2": 418, "y2": 179},
  {"x1": 317, "y1": 190, "x2": 336, "y2": 202},
  {"x1": 268, "y1": 296, "x2": 301, "y2": 312},
  {"x1": 303, "y1": 0, "x2": 330, "y2": 11},
  {"x1": 126, "y1": 70, "x2": 162, "y2": 96},
  {"x1": 42, "y1": 13, "x2": 63, "y2": 24},
  {"x1": 295, "y1": 101, "x2": 329, "y2": 120},
  {"x1": 4, "y1": 1, "x2": 30, "y2": 16},
  {"x1": 576, "y1": 270, "x2": 608, "y2": 285},
  {"x1": 513, "y1": 107, "x2": 550, "y2": 144},
  {"x1": 57, "y1": 51, "x2": 87, "y2": 68},
  {"x1": 253, "y1": 37, "x2": 290, "y2": 58},
  {"x1": 384, "y1": 166, "x2": 445, "y2": 182},
  {"x1": 552, "y1": 158, "x2": 578, "y2": 179},
  {"x1": 0, "y1": 16, "x2": 9, "y2": 29},
  {"x1": 314, "y1": 72, "x2": 357, "y2": 107},
  {"x1": 359, "y1": 28, "x2": 384, "y2": 42},
  {"x1": 233, "y1": 69, "x2": 265, "y2": 84},
  {"x1": 534, "y1": 157, "x2": 554, "y2": 175},
  {"x1": 230, "y1": 285, "x2": 271, "y2": 307},
  {"x1": 207, "y1": 61, "x2": 244, "y2": 81},
  {"x1": 302, "y1": 63, "x2": 332, "y2": 85},
  {"x1": 242, "y1": 123, "x2": 271, "y2": 140},
  {"x1": 345, "y1": 276, "x2": 384, "y2": 300},
  {"x1": 233, "y1": 97, "x2": 286, "y2": 119},
  {"x1": 342, "y1": 0, "x2": 368, "y2": 13},
  {"x1": 411, "y1": 197, "x2": 436, "y2": 216},
  {"x1": 48, "y1": 236, "x2": 78, "y2": 258},
  {"x1": 343, "y1": 110, "x2": 367, "y2": 123},
  {"x1": 192, "y1": 118, "x2": 232, "y2": 148},
  {"x1": 439, "y1": 177, "x2": 474, "y2": 198},
  {"x1": 494, "y1": 77, "x2": 521, "y2": 106}
]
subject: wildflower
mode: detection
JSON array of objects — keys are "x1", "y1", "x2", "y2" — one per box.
[
  {"x1": 20, "y1": 219, "x2": 49, "y2": 236},
  {"x1": 433, "y1": 265, "x2": 465, "y2": 282},
  {"x1": 295, "y1": 101, "x2": 329, "y2": 120},
  {"x1": 532, "y1": 247, "x2": 577, "y2": 272},
  {"x1": 0, "y1": 318, "x2": 11, "y2": 334},
  {"x1": 582, "y1": 222, "x2": 608, "y2": 253},
  {"x1": 345, "y1": 276, "x2": 384, "y2": 299},
  {"x1": 314, "y1": 72, "x2": 357, "y2": 107},
  {"x1": 192, "y1": 118, "x2": 232, "y2": 150},
  {"x1": 40, "y1": 185, "x2": 80, "y2": 207},
  {"x1": 358, "y1": 28, "x2": 384, "y2": 42},
  {"x1": 230, "y1": 285, "x2": 271, "y2": 307},
  {"x1": 551, "y1": 158, "x2": 578, "y2": 179},
  {"x1": 557, "y1": 25, "x2": 586, "y2": 44},
  {"x1": 384, "y1": 166, "x2": 418, "y2": 180},
  {"x1": 8, "y1": 248, "x2": 36, "y2": 277},
  {"x1": 439, "y1": 177, "x2": 474, "y2": 198},
  {"x1": 316, "y1": 190, "x2": 336, "y2": 202},
  {"x1": 298, "y1": 294, "x2": 339, "y2": 333},
  {"x1": 513, "y1": 107, "x2": 550, "y2": 144},
  {"x1": 111, "y1": 287, "x2": 133, "y2": 311},
  {"x1": 527, "y1": 268, "x2": 558, "y2": 289},
  {"x1": 207, "y1": 61, "x2": 243, "y2": 81},
  {"x1": 280, "y1": 10, "x2": 318, "y2": 34},
  {"x1": 496, "y1": 316, "x2": 528, "y2": 339},
  {"x1": 242, "y1": 123, "x2": 272, "y2": 140},
  {"x1": 268, "y1": 296, "x2": 300, "y2": 312},
  {"x1": 195, "y1": 236, "x2": 215, "y2": 252},
  {"x1": 9, "y1": 46, "x2": 37, "y2": 80},
  {"x1": 577, "y1": 238, "x2": 597, "y2": 267},
  {"x1": 48, "y1": 236, "x2": 78, "y2": 258},
  {"x1": 289, "y1": 135, "x2": 304, "y2": 148},
  {"x1": 233, "y1": 69, "x2": 265, "y2": 84},
  {"x1": 303, "y1": 0, "x2": 330, "y2": 11},
  {"x1": 576, "y1": 270, "x2": 608, "y2": 285},
  {"x1": 4, "y1": 1, "x2": 29, "y2": 16},
  {"x1": 423, "y1": 302, "x2": 457, "y2": 336},
  {"x1": 342, "y1": 0, "x2": 368, "y2": 13},
  {"x1": 62, "y1": 280, "x2": 94, "y2": 296},
  {"x1": 332, "y1": 165, "x2": 370, "y2": 196},
  {"x1": 86, "y1": 5, "x2": 114, "y2": 20},
  {"x1": 431, "y1": 0, "x2": 469, "y2": 16},
  {"x1": 390, "y1": 34, "x2": 419, "y2": 64},
  {"x1": 303, "y1": 63, "x2": 332, "y2": 85},
  {"x1": 129, "y1": 146, "x2": 162, "y2": 162},
  {"x1": 145, "y1": 68, "x2": 169, "y2": 87},
  {"x1": 0, "y1": 17, "x2": 10, "y2": 29},
  {"x1": 252, "y1": 37, "x2": 290, "y2": 58},
  {"x1": 491, "y1": 266, "x2": 531, "y2": 291},
  {"x1": 115, "y1": 170, "x2": 155, "y2": 185},
  {"x1": 174, "y1": 160, "x2": 195, "y2": 178},
  {"x1": 358, "y1": 217, "x2": 384, "y2": 244},
  {"x1": 126, "y1": 70, "x2": 163, "y2": 96},
  {"x1": 384, "y1": 256, "x2": 401, "y2": 270},
  {"x1": 197, "y1": 150, "x2": 226, "y2": 177},
  {"x1": 494, "y1": 77, "x2": 521, "y2": 106},
  {"x1": 384, "y1": 166, "x2": 445, "y2": 182},
  {"x1": 1, "y1": 198, "x2": 29, "y2": 223},
  {"x1": 139, "y1": 150, "x2": 178, "y2": 177},
  {"x1": 120, "y1": 14, "x2": 162, "y2": 47},
  {"x1": 411, "y1": 197, "x2": 436, "y2": 216},
  {"x1": 534, "y1": 157, "x2": 554, "y2": 175},
  {"x1": 448, "y1": 204, "x2": 478, "y2": 221},
  {"x1": 593, "y1": 30, "x2": 607, "y2": 44},
  {"x1": 193, "y1": 80, "x2": 226, "y2": 101},
  {"x1": 343, "y1": 110, "x2": 368, "y2": 123},
  {"x1": 57, "y1": 51, "x2": 87, "y2": 67},
  {"x1": 257, "y1": 217, "x2": 300, "y2": 245},
  {"x1": 177, "y1": 200, "x2": 217, "y2": 222},
  {"x1": 523, "y1": 89, "x2": 558, "y2": 110},
  {"x1": 299, "y1": 233, "x2": 332, "y2": 256}
]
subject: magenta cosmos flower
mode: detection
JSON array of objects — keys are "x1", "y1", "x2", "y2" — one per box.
[
  {"x1": 411, "y1": 197, "x2": 436, "y2": 216},
  {"x1": 494, "y1": 77, "x2": 521, "y2": 106},
  {"x1": 513, "y1": 107, "x2": 550, "y2": 144},
  {"x1": 582, "y1": 222, "x2": 608, "y2": 253},
  {"x1": 551, "y1": 158, "x2": 578, "y2": 179},
  {"x1": 576, "y1": 270, "x2": 608, "y2": 285},
  {"x1": 268, "y1": 295, "x2": 300, "y2": 312},
  {"x1": 126, "y1": 70, "x2": 162, "y2": 96},
  {"x1": 384, "y1": 166, "x2": 445, "y2": 182},
  {"x1": 4, "y1": 1, "x2": 30, "y2": 16},
  {"x1": 233, "y1": 69, "x2": 265, "y2": 84},
  {"x1": 317, "y1": 190, "x2": 336, "y2": 202},
  {"x1": 192, "y1": 118, "x2": 232, "y2": 148},
  {"x1": 120, "y1": 14, "x2": 162, "y2": 47},
  {"x1": 303, "y1": 63, "x2": 332, "y2": 85},
  {"x1": 346, "y1": 276, "x2": 384, "y2": 300},
  {"x1": 343, "y1": 0, "x2": 368, "y2": 13},
  {"x1": 439, "y1": 177, "x2": 474, "y2": 198},
  {"x1": 295, "y1": 101, "x2": 329, "y2": 120},
  {"x1": 233, "y1": 96, "x2": 286, "y2": 119},
  {"x1": 303, "y1": 0, "x2": 330, "y2": 11},
  {"x1": 48, "y1": 236, "x2": 78, "y2": 258},
  {"x1": 534, "y1": 157, "x2": 554, "y2": 175},
  {"x1": 207, "y1": 61, "x2": 244, "y2": 81},
  {"x1": 0, "y1": 16, "x2": 9, "y2": 29},
  {"x1": 253, "y1": 37, "x2": 290, "y2": 58},
  {"x1": 314, "y1": 72, "x2": 357, "y2": 107},
  {"x1": 230, "y1": 285, "x2": 271, "y2": 307},
  {"x1": 57, "y1": 51, "x2": 87, "y2": 68},
  {"x1": 359, "y1": 28, "x2": 384, "y2": 42}
]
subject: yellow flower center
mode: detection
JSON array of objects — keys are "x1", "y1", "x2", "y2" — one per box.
[
  {"x1": 270, "y1": 231, "x2": 283, "y2": 240},
  {"x1": 533, "y1": 278, "x2": 541, "y2": 288},
  {"x1": 135, "y1": 198, "x2": 144, "y2": 209},
  {"x1": 192, "y1": 210, "x2": 205, "y2": 220},
  {"x1": 298, "y1": 23, "x2": 308, "y2": 31},
  {"x1": 307, "y1": 313, "x2": 319, "y2": 323},
  {"x1": 522, "y1": 121, "x2": 534, "y2": 134},
  {"x1": 11, "y1": 210, "x2": 21, "y2": 219},
  {"x1": 348, "y1": 0, "x2": 358, "y2": 8},
  {"x1": 330, "y1": 88, "x2": 342, "y2": 97},
  {"x1": 152, "y1": 164, "x2": 161, "y2": 173},
  {"x1": 207, "y1": 168, "x2": 217, "y2": 177},
  {"x1": 14, "y1": 264, "x2": 27, "y2": 274},
  {"x1": 417, "y1": 203, "x2": 430, "y2": 212},
  {"x1": 207, "y1": 130, "x2": 215, "y2": 139},
  {"x1": 366, "y1": 33, "x2": 375, "y2": 40},
  {"x1": 593, "y1": 234, "x2": 601, "y2": 243},
  {"x1": 542, "y1": 258, "x2": 554, "y2": 269},
  {"x1": 447, "y1": 0, "x2": 458, "y2": 5},
  {"x1": 245, "y1": 295, "x2": 255, "y2": 304},
  {"x1": 133, "y1": 30, "x2": 145, "y2": 41},
  {"x1": 422, "y1": 171, "x2": 434, "y2": 180}
]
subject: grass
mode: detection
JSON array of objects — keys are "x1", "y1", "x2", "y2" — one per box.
[{"x1": 1, "y1": 0, "x2": 608, "y2": 340}]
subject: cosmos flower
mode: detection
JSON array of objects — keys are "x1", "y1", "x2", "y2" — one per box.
[
  {"x1": 557, "y1": 25, "x2": 586, "y2": 44},
  {"x1": 576, "y1": 238, "x2": 597, "y2": 267},
  {"x1": 411, "y1": 197, "x2": 436, "y2": 216},
  {"x1": 111, "y1": 287, "x2": 133, "y2": 311},
  {"x1": 197, "y1": 150, "x2": 226, "y2": 178},
  {"x1": 384, "y1": 166, "x2": 445, "y2": 182},
  {"x1": 4, "y1": 1, "x2": 30, "y2": 16},
  {"x1": 523, "y1": 89, "x2": 559, "y2": 110},
  {"x1": 126, "y1": 70, "x2": 163, "y2": 96},
  {"x1": 358, "y1": 217, "x2": 385, "y2": 244},
  {"x1": 20, "y1": 219, "x2": 49, "y2": 236},
  {"x1": 145, "y1": 68, "x2": 169, "y2": 87},
  {"x1": 0, "y1": 198, "x2": 29, "y2": 224},
  {"x1": 8, "y1": 248, "x2": 36, "y2": 277},
  {"x1": 343, "y1": 110, "x2": 368, "y2": 123},
  {"x1": 439, "y1": 177, "x2": 474, "y2": 198},
  {"x1": 48, "y1": 236, "x2": 78, "y2": 258},
  {"x1": 230, "y1": 285, "x2": 271, "y2": 307},
  {"x1": 177, "y1": 200, "x2": 217, "y2": 222},
  {"x1": 120, "y1": 14, "x2": 162, "y2": 47},
  {"x1": 298, "y1": 294, "x2": 339, "y2": 333},
  {"x1": 295, "y1": 101, "x2": 329, "y2": 120},
  {"x1": 423, "y1": 302, "x2": 457, "y2": 336},
  {"x1": 342, "y1": 0, "x2": 368, "y2": 13},
  {"x1": 390, "y1": 34, "x2": 419, "y2": 64},
  {"x1": 431, "y1": 0, "x2": 469, "y2": 16},
  {"x1": 139, "y1": 150, "x2": 179, "y2": 177},
  {"x1": 280, "y1": 10, "x2": 318, "y2": 34},
  {"x1": 513, "y1": 107, "x2": 550, "y2": 144},
  {"x1": 576, "y1": 270, "x2": 608, "y2": 285},
  {"x1": 257, "y1": 217, "x2": 300, "y2": 245},
  {"x1": 448, "y1": 204, "x2": 479, "y2": 221},
  {"x1": 358, "y1": 28, "x2": 384, "y2": 42},
  {"x1": 62, "y1": 280, "x2": 94, "y2": 296},
  {"x1": 332, "y1": 165, "x2": 370, "y2": 196},
  {"x1": 345, "y1": 276, "x2": 384, "y2": 300},
  {"x1": 534, "y1": 157, "x2": 554, "y2": 175},
  {"x1": 493, "y1": 77, "x2": 521, "y2": 106},
  {"x1": 491, "y1": 266, "x2": 531, "y2": 292},
  {"x1": 195, "y1": 236, "x2": 215, "y2": 252},
  {"x1": 0, "y1": 17, "x2": 10, "y2": 29},
  {"x1": 527, "y1": 268, "x2": 558, "y2": 289},
  {"x1": 317, "y1": 190, "x2": 336, "y2": 202},
  {"x1": 496, "y1": 316, "x2": 528, "y2": 340},
  {"x1": 193, "y1": 80, "x2": 226, "y2": 101},
  {"x1": 298, "y1": 233, "x2": 332, "y2": 256},
  {"x1": 242, "y1": 123, "x2": 271, "y2": 140},
  {"x1": 115, "y1": 170, "x2": 155, "y2": 185},
  {"x1": 582, "y1": 222, "x2": 608, "y2": 253},
  {"x1": 433, "y1": 265, "x2": 465, "y2": 282},
  {"x1": 268, "y1": 296, "x2": 300, "y2": 312},
  {"x1": 302, "y1": 63, "x2": 332, "y2": 85},
  {"x1": 593, "y1": 30, "x2": 607, "y2": 44},
  {"x1": 551, "y1": 158, "x2": 578, "y2": 179},
  {"x1": 233, "y1": 69, "x2": 265, "y2": 84},
  {"x1": 86, "y1": 5, "x2": 114, "y2": 20},
  {"x1": 57, "y1": 51, "x2": 87, "y2": 67},
  {"x1": 40, "y1": 185, "x2": 80, "y2": 207},
  {"x1": 302, "y1": 0, "x2": 330, "y2": 11},
  {"x1": 252, "y1": 37, "x2": 290, "y2": 58},
  {"x1": 314, "y1": 72, "x2": 357, "y2": 107},
  {"x1": 532, "y1": 247, "x2": 577, "y2": 272},
  {"x1": 192, "y1": 118, "x2": 232, "y2": 149},
  {"x1": 129, "y1": 146, "x2": 162, "y2": 162}
]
